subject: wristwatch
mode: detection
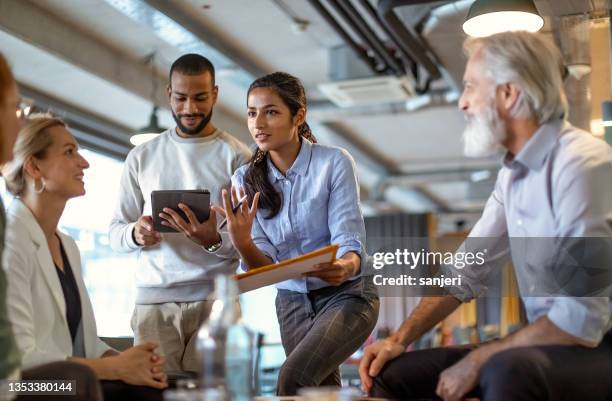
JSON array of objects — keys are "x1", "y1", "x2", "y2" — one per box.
[{"x1": 203, "y1": 236, "x2": 223, "y2": 253}]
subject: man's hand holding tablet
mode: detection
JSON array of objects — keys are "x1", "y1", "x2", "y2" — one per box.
[
  {"x1": 152, "y1": 190, "x2": 221, "y2": 248},
  {"x1": 133, "y1": 215, "x2": 162, "y2": 246}
]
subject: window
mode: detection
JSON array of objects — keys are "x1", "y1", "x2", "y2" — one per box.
[
  {"x1": 1, "y1": 149, "x2": 138, "y2": 337},
  {"x1": 240, "y1": 286, "x2": 284, "y2": 373},
  {"x1": 240, "y1": 286, "x2": 281, "y2": 346},
  {"x1": 62, "y1": 149, "x2": 139, "y2": 337}
]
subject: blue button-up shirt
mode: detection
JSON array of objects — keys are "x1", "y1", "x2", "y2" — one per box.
[
  {"x1": 451, "y1": 120, "x2": 612, "y2": 344},
  {"x1": 232, "y1": 139, "x2": 366, "y2": 293}
]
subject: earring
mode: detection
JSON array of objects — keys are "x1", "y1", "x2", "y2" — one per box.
[{"x1": 34, "y1": 179, "x2": 45, "y2": 194}]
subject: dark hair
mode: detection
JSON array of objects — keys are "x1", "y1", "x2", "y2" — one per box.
[
  {"x1": 169, "y1": 54, "x2": 215, "y2": 84},
  {"x1": 244, "y1": 72, "x2": 317, "y2": 219}
]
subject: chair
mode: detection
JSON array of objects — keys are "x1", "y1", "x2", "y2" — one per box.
[{"x1": 100, "y1": 336, "x2": 133, "y2": 351}]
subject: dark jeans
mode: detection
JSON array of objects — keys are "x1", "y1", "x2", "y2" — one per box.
[
  {"x1": 372, "y1": 332, "x2": 612, "y2": 401},
  {"x1": 101, "y1": 381, "x2": 164, "y2": 401},
  {"x1": 276, "y1": 277, "x2": 379, "y2": 396},
  {"x1": 18, "y1": 361, "x2": 103, "y2": 401}
]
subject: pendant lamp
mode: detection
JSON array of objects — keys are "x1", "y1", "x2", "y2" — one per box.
[{"x1": 463, "y1": 0, "x2": 544, "y2": 37}]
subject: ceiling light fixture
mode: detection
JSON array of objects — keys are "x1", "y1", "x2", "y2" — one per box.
[
  {"x1": 130, "y1": 106, "x2": 165, "y2": 146},
  {"x1": 463, "y1": 0, "x2": 544, "y2": 37},
  {"x1": 130, "y1": 52, "x2": 167, "y2": 146}
]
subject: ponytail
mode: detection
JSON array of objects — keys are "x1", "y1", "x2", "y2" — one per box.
[{"x1": 298, "y1": 121, "x2": 317, "y2": 145}]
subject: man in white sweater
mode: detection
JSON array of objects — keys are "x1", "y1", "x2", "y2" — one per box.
[{"x1": 109, "y1": 54, "x2": 251, "y2": 373}]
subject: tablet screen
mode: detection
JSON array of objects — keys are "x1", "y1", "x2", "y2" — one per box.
[{"x1": 151, "y1": 190, "x2": 210, "y2": 233}]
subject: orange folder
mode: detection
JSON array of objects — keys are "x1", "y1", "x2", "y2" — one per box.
[{"x1": 235, "y1": 244, "x2": 339, "y2": 293}]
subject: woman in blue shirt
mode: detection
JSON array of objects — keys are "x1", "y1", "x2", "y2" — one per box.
[{"x1": 218, "y1": 72, "x2": 379, "y2": 395}]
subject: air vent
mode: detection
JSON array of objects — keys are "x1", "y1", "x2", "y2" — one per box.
[{"x1": 318, "y1": 76, "x2": 417, "y2": 108}]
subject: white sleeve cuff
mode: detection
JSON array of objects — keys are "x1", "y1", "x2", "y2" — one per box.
[
  {"x1": 547, "y1": 297, "x2": 610, "y2": 345},
  {"x1": 124, "y1": 222, "x2": 141, "y2": 250}
]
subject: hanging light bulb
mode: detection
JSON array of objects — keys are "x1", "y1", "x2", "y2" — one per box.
[
  {"x1": 130, "y1": 52, "x2": 167, "y2": 146},
  {"x1": 463, "y1": 0, "x2": 544, "y2": 38},
  {"x1": 130, "y1": 106, "x2": 166, "y2": 146}
]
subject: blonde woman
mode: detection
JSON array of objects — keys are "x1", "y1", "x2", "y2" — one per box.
[
  {"x1": 2, "y1": 114, "x2": 167, "y2": 400},
  {"x1": 1, "y1": 52, "x2": 106, "y2": 401}
]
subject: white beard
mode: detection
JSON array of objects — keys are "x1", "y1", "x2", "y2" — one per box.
[{"x1": 462, "y1": 103, "x2": 507, "y2": 158}]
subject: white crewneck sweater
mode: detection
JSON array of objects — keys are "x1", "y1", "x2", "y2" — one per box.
[{"x1": 109, "y1": 127, "x2": 251, "y2": 304}]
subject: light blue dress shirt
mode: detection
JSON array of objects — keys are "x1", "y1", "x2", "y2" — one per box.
[
  {"x1": 232, "y1": 138, "x2": 366, "y2": 293},
  {"x1": 449, "y1": 120, "x2": 612, "y2": 344}
]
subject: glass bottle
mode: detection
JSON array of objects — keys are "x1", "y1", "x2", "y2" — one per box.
[{"x1": 197, "y1": 274, "x2": 254, "y2": 401}]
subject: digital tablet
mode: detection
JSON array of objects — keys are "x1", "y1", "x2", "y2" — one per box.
[{"x1": 151, "y1": 190, "x2": 210, "y2": 233}]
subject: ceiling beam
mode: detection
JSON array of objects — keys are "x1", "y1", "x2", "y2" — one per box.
[
  {"x1": 0, "y1": 0, "x2": 245, "y2": 141},
  {"x1": 0, "y1": 0, "x2": 167, "y2": 108},
  {"x1": 314, "y1": 121, "x2": 452, "y2": 211},
  {"x1": 19, "y1": 84, "x2": 134, "y2": 159},
  {"x1": 142, "y1": 0, "x2": 268, "y2": 79}
]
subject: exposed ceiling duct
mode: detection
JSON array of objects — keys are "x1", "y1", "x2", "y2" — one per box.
[
  {"x1": 308, "y1": 0, "x2": 406, "y2": 76},
  {"x1": 534, "y1": 0, "x2": 609, "y2": 17},
  {"x1": 307, "y1": 0, "x2": 381, "y2": 75},
  {"x1": 355, "y1": 0, "x2": 420, "y2": 72},
  {"x1": 305, "y1": 0, "x2": 488, "y2": 212},
  {"x1": 421, "y1": 0, "x2": 472, "y2": 90},
  {"x1": 558, "y1": 13, "x2": 592, "y2": 131},
  {"x1": 309, "y1": 0, "x2": 465, "y2": 111},
  {"x1": 308, "y1": 0, "x2": 449, "y2": 108},
  {"x1": 328, "y1": 0, "x2": 407, "y2": 76},
  {"x1": 376, "y1": 0, "x2": 445, "y2": 81}
]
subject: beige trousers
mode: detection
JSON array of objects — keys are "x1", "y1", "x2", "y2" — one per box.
[{"x1": 131, "y1": 301, "x2": 212, "y2": 373}]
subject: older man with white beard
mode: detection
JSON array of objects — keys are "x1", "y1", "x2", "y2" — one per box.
[{"x1": 358, "y1": 31, "x2": 612, "y2": 401}]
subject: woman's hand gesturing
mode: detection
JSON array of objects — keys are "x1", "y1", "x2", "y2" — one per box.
[{"x1": 211, "y1": 187, "x2": 260, "y2": 250}]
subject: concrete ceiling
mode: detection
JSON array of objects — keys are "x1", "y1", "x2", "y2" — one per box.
[
  {"x1": 174, "y1": 0, "x2": 340, "y2": 88},
  {"x1": 0, "y1": 0, "x2": 610, "y2": 216},
  {"x1": 0, "y1": 29, "x2": 176, "y2": 130}
]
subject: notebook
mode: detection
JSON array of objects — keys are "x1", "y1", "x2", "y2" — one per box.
[{"x1": 235, "y1": 244, "x2": 339, "y2": 293}]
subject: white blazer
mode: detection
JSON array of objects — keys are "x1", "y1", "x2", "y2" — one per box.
[{"x1": 2, "y1": 199, "x2": 111, "y2": 369}]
